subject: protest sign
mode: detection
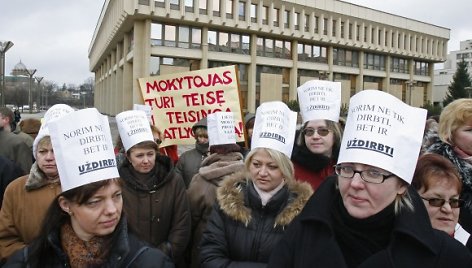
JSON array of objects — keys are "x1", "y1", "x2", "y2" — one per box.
[
  {"x1": 207, "y1": 112, "x2": 236, "y2": 146},
  {"x1": 133, "y1": 103, "x2": 152, "y2": 123},
  {"x1": 138, "y1": 65, "x2": 244, "y2": 146},
  {"x1": 338, "y1": 90, "x2": 427, "y2": 183}
]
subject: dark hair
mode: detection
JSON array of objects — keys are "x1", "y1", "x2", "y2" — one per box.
[
  {"x1": 209, "y1": 144, "x2": 241, "y2": 154},
  {"x1": 296, "y1": 119, "x2": 343, "y2": 161},
  {"x1": 411, "y1": 154, "x2": 462, "y2": 193},
  {"x1": 26, "y1": 179, "x2": 122, "y2": 267}
]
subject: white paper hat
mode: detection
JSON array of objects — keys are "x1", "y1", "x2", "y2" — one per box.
[
  {"x1": 48, "y1": 108, "x2": 119, "y2": 192},
  {"x1": 337, "y1": 90, "x2": 427, "y2": 184},
  {"x1": 133, "y1": 104, "x2": 152, "y2": 123},
  {"x1": 207, "y1": 112, "x2": 236, "y2": 146},
  {"x1": 116, "y1": 110, "x2": 154, "y2": 152},
  {"x1": 297, "y1": 80, "x2": 342, "y2": 123},
  {"x1": 251, "y1": 101, "x2": 297, "y2": 158},
  {"x1": 33, "y1": 104, "x2": 75, "y2": 159}
]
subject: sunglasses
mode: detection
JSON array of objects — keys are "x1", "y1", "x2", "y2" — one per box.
[
  {"x1": 420, "y1": 196, "x2": 464, "y2": 208},
  {"x1": 302, "y1": 127, "x2": 331, "y2": 137}
]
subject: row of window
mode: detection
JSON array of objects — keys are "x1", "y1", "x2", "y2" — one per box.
[
  {"x1": 149, "y1": 0, "x2": 441, "y2": 56},
  {"x1": 149, "y1": 22, "x2": 428, "y2": 75}
]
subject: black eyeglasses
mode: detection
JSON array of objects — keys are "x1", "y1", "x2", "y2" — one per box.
[
  {"x1": 302, "y1": 127, "x2": 331, "y2": 137},
  {"x1": 334, "y1": 165, "x2": 395, "y2": 184},
  {"x1": 420, "y1": 196, "x2": 464, "y2": 208}
]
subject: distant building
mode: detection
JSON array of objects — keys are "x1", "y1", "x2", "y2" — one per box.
[
  {"x1": 89, "y1": 0, "x2": 450, "y2": 115},
  {"x1": 434, "y1": 39, "x2": 472, "y2": 105}
]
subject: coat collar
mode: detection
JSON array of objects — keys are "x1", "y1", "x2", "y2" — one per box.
[
  {"x1": 217, "y1": 171, "x2": 313, "y2": 227},
  {"x1": 299, "y1": 176, "x2": 441, "y2": 255},
  {"x1": 25, "y1": 162, "x2": 60, "y2": 191}
]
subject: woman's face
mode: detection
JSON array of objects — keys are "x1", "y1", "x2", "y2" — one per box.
[
  {"x1": 61, "y1": 181, "x2": 122, "y2": 241},
  {"x1": 36, "y1": 141, "x2": 58, "y2": 179},
  {"x1": 127, "y1": 147, "x2": 156, "y2": 173},
  {"x1": 338, "y1": 163, "x2": 406, "y2": 219},
  {"x1": 452, "y1": 118, "x2": 472, "y2": 155},
  {"x1": 249, "y1": 150, "x2": 285, "y2": 192},
  {"x1": 419, "y1": 177, "x2": 460, "y2": 235},
  {"x1": 303, "y1": 120, "x2": 335, "y2": 157}
]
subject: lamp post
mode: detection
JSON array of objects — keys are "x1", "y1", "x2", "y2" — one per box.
[
  {"x1": 35, "y1": 76, "x2": 43, "y2": 111},
  {"x1": 465, "y1": 86, "x2": 472, "y2": 99},
  {"x1": 405, "y1": 80, "x2": 416, "y2": 105},
  {"x1": 0, "y1": 41, "x2": 14, "y2": 107},
  {"x1": 25, "y1": 68, "x2": 37, "y2": 113}
]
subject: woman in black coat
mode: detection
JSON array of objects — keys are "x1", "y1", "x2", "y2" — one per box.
[
  {"x1": 199, "y1": 147, "x2": 312, "y2": 267},
  {"x1": 5, "y1": 179, "x2": 174, "y2": 268}
]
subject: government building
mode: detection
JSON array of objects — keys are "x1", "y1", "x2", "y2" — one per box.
[{"x1": 89, "y1": 0, "x2": 450, "y2": 115}]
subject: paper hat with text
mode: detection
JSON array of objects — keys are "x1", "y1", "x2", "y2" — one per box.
[
  {"x1": 337, "y1": 90, "x2": 427, "y2": 184},
  {"x1": 251, "y1": 101, "x2": 297, "y2": 158},
  {"x1": 133, "y1": 104, "x2": 152, "y2": 123},
  {"x1": 297, "y1": 80, "x2": 342, "y2": 123},
  {"x1": 207, "y1": 112, "x2": 236, "y2": 146},
  {"x1": 33, "y1": 104, "x2": 75, "y2": 159},
  {"x1": 116, "y1": 110, "x2": 154, "y2": 152},
  {"x1": 48, "y1": 108, "x2": 119, "y2": 192}
]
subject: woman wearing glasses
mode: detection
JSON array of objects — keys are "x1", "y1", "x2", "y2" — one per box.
[
  {"x1": 269, "y1": 90, "x2": 472, "y2": 267},
  {"x1": 291, "y1": 119, "x2": 343, "y2": 192},
  {"x1": 291, "y1": 81, "x2": 343, "y2": 192},
  {"x1": 412, "y1": 153, "x2": 471, "y2": 249}
]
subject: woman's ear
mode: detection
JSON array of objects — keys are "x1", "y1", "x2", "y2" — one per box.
[
  {"x1": 397, "y1": 182, "x2": 408, "y2": 195},
  {"x1": 58, "y1": 196, "x2": 72, "y2": 214}
]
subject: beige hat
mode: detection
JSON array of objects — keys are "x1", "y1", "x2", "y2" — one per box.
[
  {"x1": 251, "y1": 101, "x2": 297, "y2": 158},
  {"x1": 48, "y1": 108, "x2": 119, "y2": 192},
  {"x1": 297, "y1": 80, "x2": 342, "y2": 123}
]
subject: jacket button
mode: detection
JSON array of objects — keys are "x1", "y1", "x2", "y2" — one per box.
[{"x1": 117, "y1": 256, "x2": 122, "y2": 260}]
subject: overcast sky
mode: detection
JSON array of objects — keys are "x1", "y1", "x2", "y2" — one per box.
[{"x1": 1, "y1": 0, "x2": 471, "y2": 86}]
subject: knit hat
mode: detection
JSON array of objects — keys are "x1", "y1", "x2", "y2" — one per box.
[
  {"x1": 337, "y1": 90, "x2": 427, "y2": 184},
  {"x1": 48, "y1": 108, "x2": 119, "y2": 192}
]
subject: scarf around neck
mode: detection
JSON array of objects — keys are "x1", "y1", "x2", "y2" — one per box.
[
  {"x1": 331, "y1": 193, "x2": 395, "y2": 268},
  {"x1": 61, "y1": 222, "x2": 110, "y2": 268}
]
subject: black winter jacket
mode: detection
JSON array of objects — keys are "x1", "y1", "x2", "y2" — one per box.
[
  {"x1": 4, "y1": 216, "x2": 175, "y2": 268},
  {"x1": 268, "y1": 176, "x2": 472, "y2": 268},
  {"x1": 199, "y1": 173, "x2": 312, "y2": 268}
]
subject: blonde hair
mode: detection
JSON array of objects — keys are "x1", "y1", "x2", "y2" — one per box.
[
  {"x1": 244, "y1": 148, "x2": 294, "y2": 182},
  {"x1": 438, "y1": 99, "x2": 472, "y2": 144}
]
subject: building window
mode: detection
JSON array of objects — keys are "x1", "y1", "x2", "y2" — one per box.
[
  {"x1": 239, "y1": 1, "x2": 245, "y2": 20},
  {"x1": 297, "y1": 43, "x2": 327, "y2": 63},
  {"x1": 262, "y1": 6, "x2": 268, "y2": 24},
  {"x1": 151, "y1": 23, "x2": 201, "y2": 49},
  {"x1": 294, "y1": 12, "x2": 300, "y2": 30},
  {"x1": 364, "y1": 53, "x2": 385, "y2": 71},
  {"x1": 348, "y1": 23, "x2": 352, "y2": 39},
  {"x1": 149, "y1": 56, "x2": 194, "y2": 76},
  {"x1": 155, "y1": 0, "x2": 164, "y2": 8},
  {"x1": 213, "y1": 0, "x2": 220, "y2": 16},
  {"x1": 185, "y1": 0, "x2": 193, "y2": 11},
  {"x1": 304, "y1": 14, "x2": 309, "y2": 31},
  {"x1": 356, "y1": 25, "x2": 360, "y2": 41},
  {"x1": 199, "y1": 0, "x2": 207, "y2": 14},
  {"x1": 250, "y1": 3, "x2": 257, "y2": 22},
  {"x1": 256, "y1": 37, "x2": 290, "y2": 59},
  {"x1": 323, "y1": 18, "x2": 328, "y2": 35},
  {"x1": 390, "y1": 57, "x2": 408, "y2": 74},
  {"x1": 333, "y1": 48, "x2": 358, "y2": 67},
  {"x1": 415, "y1": 61, "x2": 429, "y2": 76},
  {"x1": 170, "y1": 0, "x2": 179, "y2": 10},
  {"x1": 284, "y1": 10, "x2": 290, "y2": 28},
  {"x1": 273, "y1": 8, "x2": 280, "y2": 27},
  {"x1": 226, "y1": 0, "x2": 233, "y2": 19},
  {"x1": 314, "y1": 16, "x2": 319, "y2": 33},
  {"x1": 208, "y1": 29, "x2": 251, "y2": 54}
]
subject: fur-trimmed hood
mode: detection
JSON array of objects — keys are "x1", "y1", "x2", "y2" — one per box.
[
  {"x1": 216, "y1": 171, "x2": 313, "y2": 227},
  {"x1": 25, "y1": 162, "x2": 60, "y2": 191},
  {"x1": 198, "y1": 152, "x2": 244, "y2": 184}
]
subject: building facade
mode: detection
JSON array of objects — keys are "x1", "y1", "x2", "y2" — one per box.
[
  {"x1": 434, "y1": 39, "x2": 472, "y2": 104},
  {"x1": 89, "y1": 0, "x2": 450, "y2": 115}
]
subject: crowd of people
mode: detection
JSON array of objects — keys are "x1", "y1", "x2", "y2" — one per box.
[{"x1": 0, "y1": 80, "x2": 472, "y2": 267}]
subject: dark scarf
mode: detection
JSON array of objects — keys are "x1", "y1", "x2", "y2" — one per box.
[
  {"x1": 196, "y1": 141, "x2": 209, "y2": 157},
  {"x1": 61, "y1": 222, "x2": 111, "y2": 268},
  {"x1": 331, "y1": 193, "x2": 395, "y2": 268},
  {"x1": 291, "y1": 143, "x2": 332, "y2": 172}
]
